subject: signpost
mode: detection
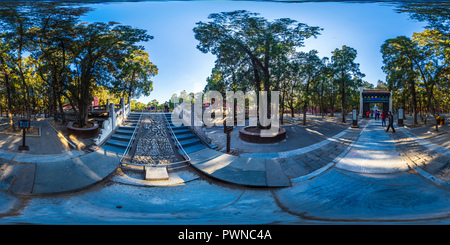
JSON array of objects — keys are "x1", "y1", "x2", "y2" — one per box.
[
  {"x1": 223, "y1": 119, "x2": 234, "y2": 154},
  {"x1": 398, "y1": 108, "x2": 404, "y2": 127},
  {"x1": 351, "y1": 109, "x2": 359, "y2": 128},
  {"x1": 18, "y1": 119, "x2": 30, "y2": 151}
]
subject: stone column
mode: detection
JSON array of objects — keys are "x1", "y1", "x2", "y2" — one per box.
[
  {"x1": 359, "y1": 87, "x2": 363, "y2": 118},
  {"x1": 106, "y1": 99, "x2": 110, "y2": 113},
  {"x1": 389, "y1": 90, "x2": 393, "y2": 112},
  {"x1": 120, "y1": 98, "x2": 125, "y2": 121},
  {"x1": 109, "y1": 103, "x2": 115, "y2": 128}
]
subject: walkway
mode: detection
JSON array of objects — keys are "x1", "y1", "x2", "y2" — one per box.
[
  {"x1": 274, "y1": 119, "x2": 450, "y2": 221},
  {"x1": 0, "y1": 119, "x2": 70, "y2": 154},
  {"x1": 3, "y1": 117, "x2": 450, "y2": 223},
  {"x1": 188, "y1": 120, "x2": 366, "y2": 187},
  {"x1": 0, "y1": 149, "x2": 120, "y2": 195},
  {"x1": 334, "y1": 119, "x2": 409, "y2": 174},
  {"x1": 187, "y1": 118, "x2": 450, "y2": 191}
]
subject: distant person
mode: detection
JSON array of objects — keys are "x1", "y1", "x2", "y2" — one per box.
[
  {"x1": 381, "y1": 111, "x2": 386, "y2": 127},
  {"x1": 374, "y1": 110, "x2": 378, "y2": 120},
  {"x1": 366, "y1": 110, "x2": 370, "y2": 118},
  {"x1": 386, "y1": 111, "x2": 395, "y2": 133},
  {"x1": 164, "y1": 101, "x2": 169, "y2": 112}
]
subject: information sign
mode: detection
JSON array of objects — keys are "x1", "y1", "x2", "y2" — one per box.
[{"x1": 18, "y1": 119, "x2": 30, "y2": 129}]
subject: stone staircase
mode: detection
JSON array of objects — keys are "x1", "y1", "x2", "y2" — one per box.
[
  {"x1": 164, "y1": 113, "x2": 207, "y2": 155},
  {"x1": 101, "y1": 113, "x2": 141, "y2": 155}
]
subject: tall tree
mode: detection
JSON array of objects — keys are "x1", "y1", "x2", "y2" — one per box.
[
  {"x1": 67, "y1": 22, "x2": 151, "y2": 127},
  {"x1": 330, "y1": 45, "x2": 365, "y2": 123},
  {"x1": 109, "y1": 48, "x2": 158, "y2": 101},
  {"x1": 381, "y1": 36, "x2": 420, "y2": 126},
  {"x1": 194, "y1": 10, "x2": 321, "y2": 126},
  {"x1": 0, "y1": 41, "x2": 16, "y2": 131},
  {"x1": 0, "y1": 3, "x2": 35, "y2": 119},
  {"x1": 294, "y1": 50, "x2": 326, "y2": 125}
]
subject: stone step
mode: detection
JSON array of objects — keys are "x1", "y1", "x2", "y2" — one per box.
[
  {"x1": 179, "y1": 138, "x2": 202, "y2": 148},
  {"x1": 170, "y1": 125, "x2": 187, "y2": 130},
  {"x1": 173, "y1": 129, "x2": 191, "y2": 135},
  {"x1": 101, "y1": 144, "x2": 126, "y2": 155},
  {"x1": 145, "y1": 166, "x2": 169, "y2": 180},
  {"x1": 115, "y1": 129, "x2": 134, "y2": 136},
  {"x1": 123, "y1": 123, "x2": 137, "y2": 127},
  {"x1": 125, "y1": 119, "x2": 138, "y2": 122},
  {"x1": 111, "y1": 134, "x2": 132, "y2": 142},
  {"x1": 105, "y1": 140, "x2": 129, "y2": 148},
  {"x1": 178, "y1": 144, "x2": 206, "y2": 155},
  {"x1": 169, "y1": 119, "x2": 182, "y2": 124},
  {"x1": 174, "y1": 134, "x2": 196, "y2": 141}
]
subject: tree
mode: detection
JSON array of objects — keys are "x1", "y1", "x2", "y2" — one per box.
[
  {"x1": 396, "y1": 2, "x2": 450, "y2": 129},
  {"x1": 0, "y1": 3, "x2": 35, "y2": 120},
  {"x1": 194, "y1": 10, "x2": 321, "y2": 127},
  {"x1": 381, "y1": 36, "x2": 420, "y2": 126},
  {"x1": 110, "y1": 48, "x2": 158, "y2": 101},
  {"x1": 0, "y1": 3, "x2": 156, "y2": 128},
  {"x1": 375, "y1": 80, "x2": 388, "y2": 90},
  {"x1": 294, "y1": 50, "x2": 327, "y2": 125},
  {"x1": 330, "y1": 45, "x2": 365, "y2": 123},
  {"x1": 0, "y1": 41, "x2": 16, "y2": 131}
]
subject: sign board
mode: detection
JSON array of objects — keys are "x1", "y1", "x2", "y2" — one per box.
[
  {"x1": 398, "y1": 108, "x2": 403, "y2": 120},
  {"x1": 353, "y1": 109, "x2": 357, "y2": 120},
  {"x1": 18, "y1": 119, "x2": 30, "y2": 129}
]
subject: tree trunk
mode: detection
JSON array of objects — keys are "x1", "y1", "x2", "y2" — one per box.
[
  {"x1": 302, "y1": 79, "x2": 311, "y2": 126},
  {"x1": 341, "y1": 81, "x2": 346, "y2": 123}
]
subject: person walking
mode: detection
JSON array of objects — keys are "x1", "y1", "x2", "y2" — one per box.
[
  {"x1": 381, "y1": 111, "x2": 386, "y2": 127},
  {"x1": 386, "y1": 111, "x2": 395, "y2": 133},
  {"x1": 366, "y1": 110, "x2": 370, "y2": 118},
  {"x1": 374, "y1": 110, "x2": 378, "y2": 120}
]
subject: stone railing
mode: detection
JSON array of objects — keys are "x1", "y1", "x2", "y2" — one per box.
[
  {"x1": 172, "y1": 102, "x2": 213, "y2": 144},
  {"x1": 94, "y1": 98, "x2": 130, "y2": 146}
]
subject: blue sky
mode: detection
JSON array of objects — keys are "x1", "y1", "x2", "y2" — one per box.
[{"x1": 80, "y1": 1, "x2": 427, "y2": 105}]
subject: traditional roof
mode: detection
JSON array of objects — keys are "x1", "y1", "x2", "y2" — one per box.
[{"x1": 362, "y1": 89, "x2": 390, "y2": 94}]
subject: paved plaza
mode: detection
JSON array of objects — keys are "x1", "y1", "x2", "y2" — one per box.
[{"x1": 1, "y1": 114, "x2": 450, "y2": 224}]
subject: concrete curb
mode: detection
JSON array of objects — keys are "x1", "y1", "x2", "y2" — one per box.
[{"x1": 7, "y1": 149, "x2": 120, "y2": 195}]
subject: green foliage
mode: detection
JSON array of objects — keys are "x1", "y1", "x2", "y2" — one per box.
[{"x1": 0, "y1": 2, "x2": 157, "y2": 127}]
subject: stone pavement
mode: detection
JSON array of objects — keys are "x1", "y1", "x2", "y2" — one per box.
[
  {"x1": 2, "y1": 114, "x2": 450, "y2": 196},
  {"x1": 393, "y1": 125, "x2": 450, "y2": 188},
  {"x1": 0, "y1": 149, "x2": 120, "y2": 195},
  {"x1": 0, "y1": 119, "x2": 70, "y2": 154},
  {"x1": 273, "y1": 119, "x2": 450, "y2": 222},
  {"x1": 189, "y1": 120, "x2": 368, "y2": 187},
  {"x1": 335, "y1": 119, "x2": 410, "y2": 174},
  {"x1": 189, "y1": 147, "x2": 291, "y2": 187},
  {"x1": 204, "y1": 114, "x2": 352, "y2": 155}
]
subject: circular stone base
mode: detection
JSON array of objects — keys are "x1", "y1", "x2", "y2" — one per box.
[
  {"x1": 239, "y1": 126, "x2": 286, "y2": 143},
  {"x1": 67, "y1": 122, "x2": 99, "y2": 139}
]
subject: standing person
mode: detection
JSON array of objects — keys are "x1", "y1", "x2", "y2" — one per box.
[
  {"x1": 164, "y1": 101, "x2": 169, "y2": 112},
  {"x1": 381, "y1": 111, "x2": 386, "y2": 127},
  {"x1": 374, "y1": 110, "x2": 378, "y2": 120},
  {"x1": 366, "y1": 110, "x2": 370, "y2": 118},
  {"x1": 386, "y1": 111, "x2": 396, "y2": 133}
]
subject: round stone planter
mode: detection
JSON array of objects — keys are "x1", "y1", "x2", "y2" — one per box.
[
  {"x1": 67, "y1": 121, "x2": 99, "y2": 139},
  {"x1": 239, "y1": 126, "x2": 286, "y2": 143}
]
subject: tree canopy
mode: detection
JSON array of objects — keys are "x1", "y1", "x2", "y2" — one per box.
[{"x1": 0, "y1": 2, "x2": 157, "y2": 128}]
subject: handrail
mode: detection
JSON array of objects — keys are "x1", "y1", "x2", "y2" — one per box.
[
  {"x1": 163, "y1": 112, "x2": 192, "y2": 165},
  {"x1": 120, "y1": 112, "x2": 143, "y2": 165},
  {"x1": 120, "y1": 112, "x2": 191, "y2": 169}
]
